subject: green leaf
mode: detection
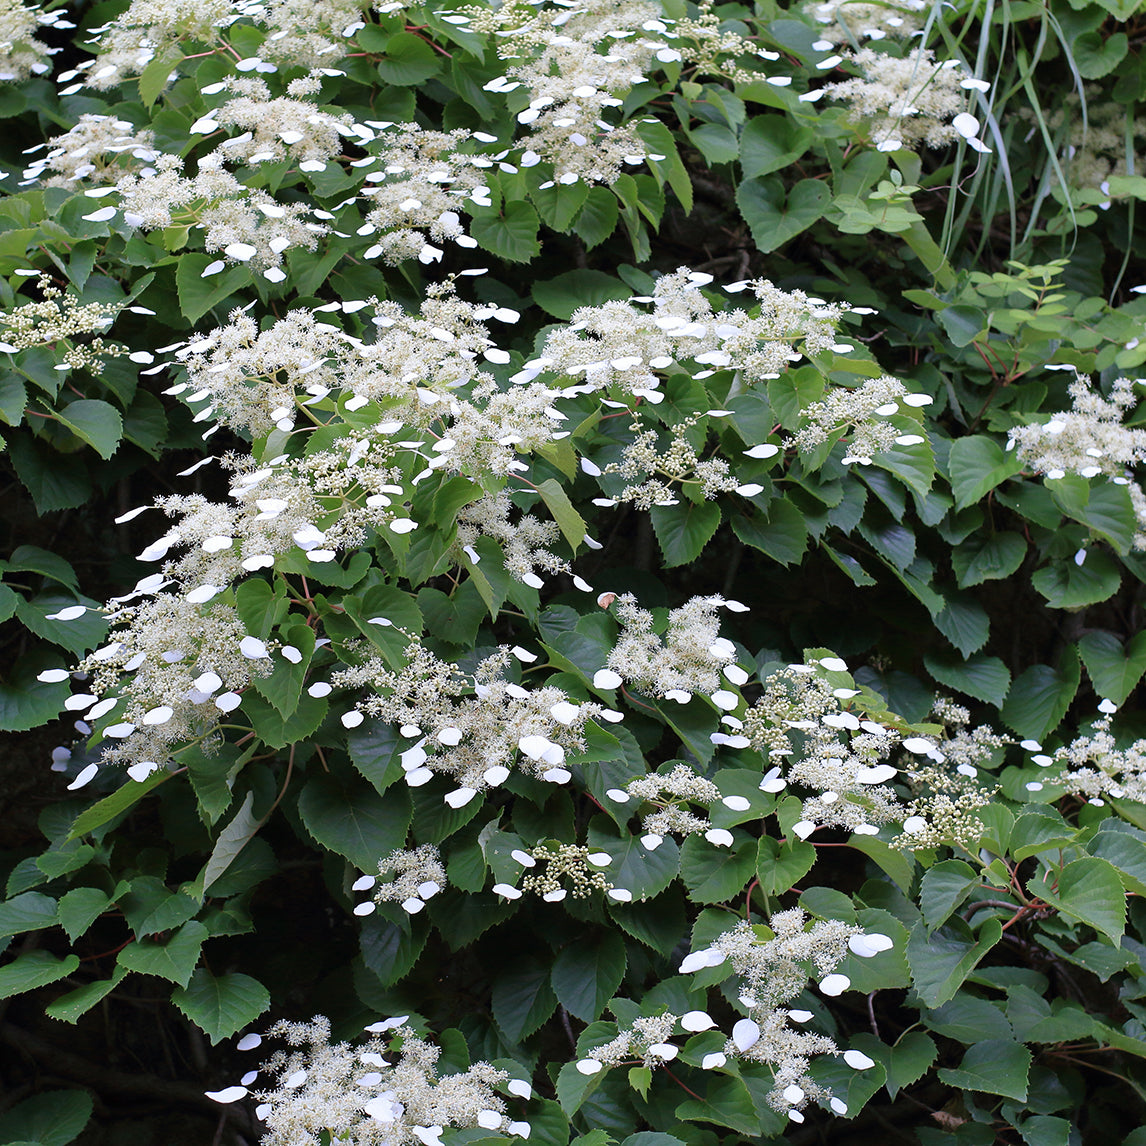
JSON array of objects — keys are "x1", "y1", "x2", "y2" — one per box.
[
  {"x1": 375, "y1": 32, "x2": 442, "y2": 85},
  {"x1": 756, "y1": 836, "x2": 815, "y2": 896},
  {"x1": 6, "y1": 544, "x2": 78, "y2": 589},
  {"x1": 171, "y1": 968, "x2": 271, "y2": 1045},
  {"x1": 1079, "y1": 630, "x2": 1146, "y2": 705},
  {"x1": 906, "y1": 916, "x2": 1003, "y2": 1007},
  {"x1": 1089, "y1": 830, "x2": 1146, "y2": 896},
  {"x1": 1018, "y1": 1115, "x2": 1072, "y2": 1146},
  {"x1": 933, "y1": 303, "x2": 986, "y2": 346},
  {"x1": 676, "y1": 1074, "x2": 762, "y2": 1136},
  {"x1": 0, "y1": 890, "x2": 57, "y2": 941},
  {"x1": 951, "y1": 531, "x2": 1026, "y2": 587},
  {"x1": 923, "y1": 653, "x2": 1010, "y2": 706},
  {"x1": 1047, "y1": 476, "x2": 1137, "y2": 553},
  {"x1": 138, "y1": 48, "x2": 180, "y2": 108},
  {"x1": 1010, "y1": 808, "x2": 1078, "y2": 861},
  {"x1": 241, "y1": 689, "x2": 328, "y2": 750},
  {"x1": 847, "y1": 834, "x2": 916, "y2": 894},
  {"x1": 936, "y1": 1039, "x2": 1031, "y2": 1101},
  {"x1": 116, "y1": 920, "x2": 208, "y2": 988},
  {"x1": 927, "y1": 995, "x2": 1013, "y2": 1042},
  {"x1": 0, "y1": 651, "x2": 69, "y2": 732},
  {"x1": 0, "y1": 950, "x2": 80, "y2": 999},
  {"x1": 200, "y1": 790, "x2": 261, "y2": 896},
  {"x1": 45, "y1": 966, "x2": 128, "y2": 1024},
  {"x1": 175, "y1": 254, "x2": 250, "y2": 325},
  {"x1": 551, "y1": 932, "x2": 627, "y2": 1021},
  {"x1": 621, "y1": 1135, "x2": 685, "y2": 1146},
  {"x1": 536, "y1": 477, "x2": 587, "y2": 552},
  {"x1": 933, "y1": 592, "x2": 990, "y2": 657},
  {"x1": 297, "y1": 773, "x2": 411, "y2": 873},
  {"x1": 57, "y1": 886, "x2": 112, "y2": 942},
  {"x1": 0, "y1": 372, "x2": 25, "y2": 425},
  {"x1": 574, "y1": 187, "x2": 619, "y2": 248},
  {"x1": 251, "y1": 622, "x2": 314, "y2": 719},
  {"x1": 67, "y1": 769, "x2": 172, "y2": 841},
  {"x1": 650, "y1": 499, "x2": 721, "y2": 567},
  {"x1": 999, "y1": 651, "x2": 1080, "y2": 740},
  {"x1": 470, "y1": 200, "x2": 541, "y2": 263},
  {"x1": 530, "y1": 179, "x2": 590, "y2": 233},
  {"x1": 736, "y1": 177, "x2": 829, "y2": 253},
  {"x1": 1032, "y1": 552, "x2": 1120, "y2": 609},
  {"x1": 852, "y1": 1030, "x2": 936, "y2": 1101},
  {"x1": 740, "y1": 115, "x2": 813, "y2": 179},
  {"x1": 1028, "y1": 855, "x2": 1127, "y2": 943},
  {"x1": 493, "y1": 956, "x2": 557, "y2": 1042},
  {"x1": 556, "y1": 1060, "x2": 605, "y2": 1117},
  {"x1": 627, "y1": 1067, "x2": 652, "y2": 1101},
  {"x1": 16, "y1": 591, "x2": 107, "y2": 656},
  {"x1": 679, "y1": 835, "x2": 755, "y2": 903},
  {"x1": 1073, "y1": 29, "x2": 1128, "y2": 78},
  {"x1": 947, "y1": 436, "x2": 1022, "y2": 510},
  {"x1": 919, "y1": 859, "x2": 979, "y2": 931},
  {"x1": 6, "y1": 432, "x2": 92, "y2": 513},
  {"x1": 0, "y1": 1090, "x2": 93, "y2": 1146},
  {"x1": 730, "y1": 499, "x2": 808, "y2": 567},
  {"x1": 532, "y1": 270, "x2": 630, "y2": 320},
  {"x1": 588, "y1": 822, "x2": 681, "y2": 901},
  {"x1": 360, "y1": 904, "x2": 429, "y2": 987}
]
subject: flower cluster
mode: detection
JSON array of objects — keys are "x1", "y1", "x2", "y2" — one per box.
[
  {"x1": 457, "y1": 0, "x2": 772, "y2": 185},
  {"x1": 195, "y1": 74, "x2": 357, "y2": 167},
  {"x1": 823, "y1": 47, "x2": 989, "y2": 153},
  {"x1": 0, "y1": 275, "x2": 126, "y2": 373},
  {"x1": 596, "y1": 416, "x2": 740, "y2": 508},
  {"x1": 22, "y1": 114, "x2": 158, "y2": 187},
  {"x1": 534, "y1": 270, "x2": 847, "y2": 400},
  {"x1": 741, "y1": 659, "x2": 911, "y2": 837},
  {"x1": 0, "y1": 0, "x2": 66, "y2": 81},
  {"x1": 513, "y1": 843, "x2": 617, "y2": 901},
  {"x1": 630, "y1": 909, "x2": 893, "y2": 1118},
  {"x1": 331, "y1": 643, "x2": 608, "y2": 799},
  {"x1": 1037, "y1": 90, "x2": 1146, "y2": 192},
  {"x1": 1042, "y1": 711, "x2": 1146, "y2": 805},
  {"x1": 791, "y1": 374, "x2": 931, "y2": 464},
  {"x1": 108, "y1": 152, "x2": 324, "y2": 271},
  {"x1": 59, "y1": 595, "x2": 274, "y2": 782},
  {"x1": 808, "y1": 0, "x2": 929, "y2": 44},
  {"x1": 74, "y1": 0, "x2": 234, "y2": 90},
  {"x1": 893, "y1": 699, "x2": 1001, "y2": 850},
  {"x1": 605, "y1": 592, "x2": 742, "y2": 700},
  {"x1": 1009, "y1": 374, "x2": 1146, "y2": 549},
  {"x1": 577, "y1": 1012, "x2": 682, "y2": 1073},
  {"x1": 354, "y1": 844, "x2": 447, "y2": 916},
  {"x1": 221, "y1": 1016, "x2": 530, "y2": 1146},
  {"x1": 622, "y1": 762, "x2": 725, "y2": 845}
]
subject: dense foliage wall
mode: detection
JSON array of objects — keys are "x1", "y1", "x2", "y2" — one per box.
[{"x1": 3, "y1": 0, "x2": 1146, "y2": 1142}]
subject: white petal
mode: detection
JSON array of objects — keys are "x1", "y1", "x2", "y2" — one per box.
[
  {"x1": 819, "y1": 974, "x2": 850, "y2": 996},
  {"x1": 681, "y1": 1010, "x2": 715, "y2": 1032},
  {"x1": 206, "y1": 1087, "x2": 248, "y2": 1103},
  {"x1": 240, "y1": 636, "x2": 269, "y2": 659},
  {"x1": 576, "y1": 1059, "x2": 602, "y2": 1075},
  {"x1": 844, "y1": 1049, "x2": 876, "y2": 1069},
  {"x1": 848, "y1": 932, "x2": 893, "y2": 957},
  {"x1": 593, "y1": 669, "x2": 622, "y2": 689},
  {"x1": 732, "y1": 1019, "x2": 760, "y2": 1052},
  {"x1": 701, "y1": 1052, "x2": 726, "y2": 1070}
]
